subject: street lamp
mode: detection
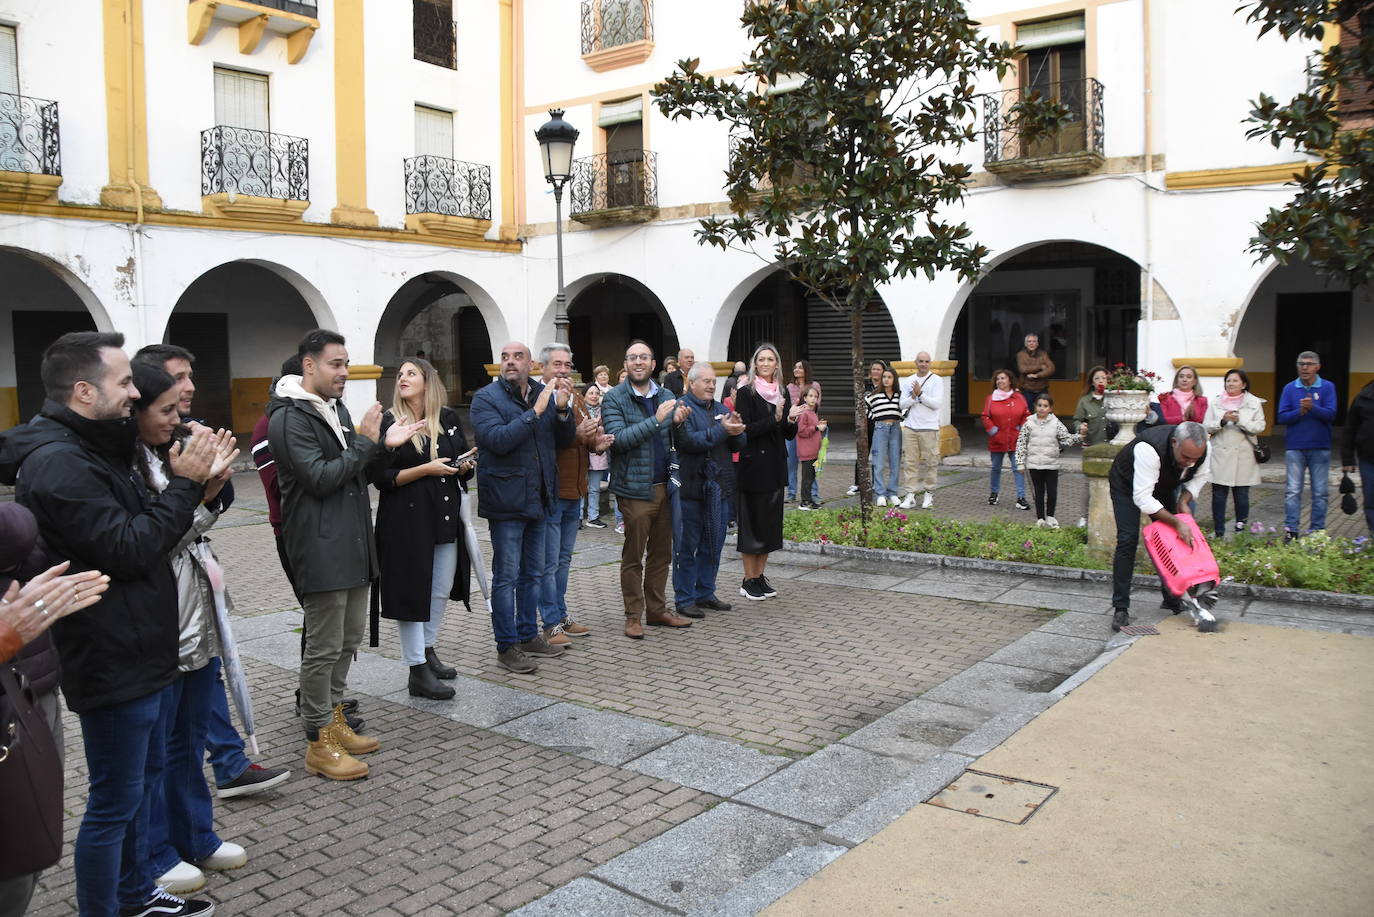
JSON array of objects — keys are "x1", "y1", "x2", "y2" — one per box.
[{"x1": 535, "y1": 108, "x2": 579, "y2": 343}]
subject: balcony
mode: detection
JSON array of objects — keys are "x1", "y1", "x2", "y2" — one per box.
[
  {"x1": 569, "y1": 150, "x2": 658, "y2": 227},
  {"x1": 0, "y1": 92, "x2": 61, "y2": 202},
  {"x1": 413, "y1": 0, "x2": 456, "y2": 69},
  {"x1": 580, "y1": 0, "x2": 653, "y2": 71},
  {"x1": 983, "y1": 78, "x2": 1105, "y2": 182},
  {"x1": 187, "y1": 0, "x2": 318, "y2": 64},
  {"x1": 403, "y1": 156, "x2": 492, "y2": 242},
  {"x1": 200, "y1": 125, "x2": 309, "y2": 221}
]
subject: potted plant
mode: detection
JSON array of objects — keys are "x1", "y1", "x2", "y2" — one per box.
[{"x1": 1103, "y1": 363, "x2": 1160, "y2": 443}]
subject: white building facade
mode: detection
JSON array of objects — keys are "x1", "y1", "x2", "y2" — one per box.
[{"x1": 0, "y1": 0, "x2": 1367, "y2": 440}]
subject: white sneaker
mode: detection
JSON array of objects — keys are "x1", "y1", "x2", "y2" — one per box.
[
  {"x1": 847, "y1": 484, "x2": 860, "y2": 495},
  {"x1": 157, "y1": 860, "x2": 206, "y2": 894},
  {"x1": 876, "y1": 495, "x2": 888, "y2": 507},
  {"x1": 1035, "y1": 518, "x2": 1047, "y2": 527},
  {"x1": 921, "y1": 492, "x2": 934, "y2": 509},
  {"x1": 1077, "y1": 516, "x2": 1087, "y2": 528},
  {"x1": 1046, "y1": 516, "x2": 1060, "y2": 529},
  {"x1": 898, "y1": 493, "x2": 917, "y2": 509},
  {"x1": 197, "y1": 841, "x2": 247, "y2": 871}
]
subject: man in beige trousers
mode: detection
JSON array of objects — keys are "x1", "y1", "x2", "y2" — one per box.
[{"x1": 899, "y1": 352, "x2": 944, "y2": 510}]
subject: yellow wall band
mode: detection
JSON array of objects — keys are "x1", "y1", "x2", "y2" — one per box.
[
  {"x1": 1164, "y1": 162, "x2": 1309, "y2": 190},
  {"x1": 330, "y1": 0, "x2": 377, "y2": 226}
]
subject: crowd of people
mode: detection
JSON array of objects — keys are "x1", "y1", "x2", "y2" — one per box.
[{"x1": 0, "y1": 326, "x2": 1370, "y2": 916}]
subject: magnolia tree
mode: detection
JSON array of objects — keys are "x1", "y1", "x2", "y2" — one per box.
[
  {"x1": 1242, "y1": 1, "x2": 1373, "y2": 288},
  {"x1": 654, "y1": 0, "x2": 1063, "y2": 508}
]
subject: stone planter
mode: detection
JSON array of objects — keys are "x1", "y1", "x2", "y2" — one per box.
[{"x1": 1104, "y1": 389, "x2": 1151, "y2": 444}]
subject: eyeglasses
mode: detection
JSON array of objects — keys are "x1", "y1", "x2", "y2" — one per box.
[
  {"x1": 625, "y1": 353, "x2": 653, "y2": 363},
  {"x1": 1297, "y1": 361, "x2": 1319, "y2": 367}
]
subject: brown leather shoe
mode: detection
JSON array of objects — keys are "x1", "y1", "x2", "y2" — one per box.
[
  {"x1": 624, "y1": 617, "x2": 644, "y2": 639},
  {"x1": 329, "y1": 704, "x2": 379, "y2": 754},
  {"x1": 304, "y1": 730, "x2": 368, "y2": 781},
  {"x1": 646, "y1": 612, "x2": 692, "y2": 628},
  {"x1": 561, "y1": 618, "x2": 591, "y2": 637}
]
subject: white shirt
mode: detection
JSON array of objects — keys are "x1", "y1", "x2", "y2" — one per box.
[
  {"x1": 1131, "y1": 441, "x2": 1212, "y2": 516},
  {"x1": 900, "y1": 372, "x2": 943, "y2": 431}
]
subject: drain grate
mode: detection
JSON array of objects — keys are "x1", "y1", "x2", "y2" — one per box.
[
  {"x1": 925, "y1": 770, "x2": 1058, "y2": 825},
  {"x1": 1118, "y1": 624, "x2": 1160, "y2": 636}
]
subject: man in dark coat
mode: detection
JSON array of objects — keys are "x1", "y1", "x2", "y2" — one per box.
[
  {"x1": 0, "y1": 331, "x2": 218, "y2": 916},
  {"x1": 267, "y1": 329, "x2": 420, "y2": 781},
  {"x1": 661, "y1": 348, "x2": 694, "y2": 397},
  {"x1": 672, "y1": 362, "x2": 745, "y2": 617},
  {"x1": 470, "y1": 341, "x2": 577, "y2": 674},
  {"x1": 1342, "y1": 378, "x2": 1374, "y2": 534}
]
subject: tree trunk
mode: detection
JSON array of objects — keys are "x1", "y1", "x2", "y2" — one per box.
[{"x1": 850, "y1": 294, "x2": 872, "y2": 527}]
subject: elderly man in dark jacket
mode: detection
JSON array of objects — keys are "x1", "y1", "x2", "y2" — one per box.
[
  {"x1": 267, "y1": 329, "x2": 420, "y2": 782},
  {"x1": 0, "y1": 331, "x2": 220, "y2": 917},
  {"x1": 602, "y1": 340, "x2": 693, "y2": 639},
  {"x1": 672, "y1": 362, "x2": 746, "y2": 618},
  {"x1": 471, "y1": 341, "x2": 576, "y2": 674}
]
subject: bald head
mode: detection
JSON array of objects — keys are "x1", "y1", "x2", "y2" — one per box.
[
  {"x1": 499, "y1": 341, "x2": 532, "y2": 387},
  {"x1": 916, "y1": 351, "x2": 932, "y2": 373}
]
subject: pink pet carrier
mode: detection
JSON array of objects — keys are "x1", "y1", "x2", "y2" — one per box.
[{"x1": 1141, "y1": 513, "x2": 1221, "y2": 632}]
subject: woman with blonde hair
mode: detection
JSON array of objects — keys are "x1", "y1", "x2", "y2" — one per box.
[
  {"x1": 371, "y1": 358, "x2": 475, "y2": 700},
  {"x1": 733, "y1": 343, "x2": 799, "y2": 600},
  {"x1": 1158, "y1": 365, "x2": 1208, "y2": 424}
]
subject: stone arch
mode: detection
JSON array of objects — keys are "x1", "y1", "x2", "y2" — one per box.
[{"x1": 539, "y1": 272, "x2": 679, "y2": 378}]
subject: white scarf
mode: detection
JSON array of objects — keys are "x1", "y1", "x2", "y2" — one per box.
[{"x1": 275, "y1": 375, "x2": 347, "y2": 447}]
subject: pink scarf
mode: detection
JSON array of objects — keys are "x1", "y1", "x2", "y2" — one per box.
[
  {"x1": 1171, "y1": 389, "x2": 1195, "y2": 415},
  {"x1": 1220, "y1": 392, "x2": 1244, "y2": 411},
  {"x1": 753, "y1": 377, "x2": 783, "y2": 406},
  {"x1": 991, "y1": 388, "x2": 1017, "y2": 401}
]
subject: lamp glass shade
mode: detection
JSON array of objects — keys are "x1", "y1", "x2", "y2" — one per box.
[{"x1": 535, "y1": 109, "x2": 579, "y2": 182}]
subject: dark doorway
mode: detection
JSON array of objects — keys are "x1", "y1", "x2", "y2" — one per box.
[
  {"x1": 14, "y1": 310, "x2": 97, "y2": 423},
  {"x1": 1275, "y1": 291, "x2": 1352, "y2": 424},
  {"x1": 168, "y1": 313, "x2": 233, "y2": 431}
]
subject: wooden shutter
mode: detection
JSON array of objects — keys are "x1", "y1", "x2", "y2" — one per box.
[
  {"x1": 414, "y1": 105, "x2": 453, "y2": 156},
  {"x1": 0, "y1": 26, "x2": 17, "y2": 96},
  {"x1": 214, "y1": 68, "x2": 269, "y2": 130},
  {"x1": 1338, "y1": 14, "x2": 1373, "y2": 130},
  {"x1": 805, "y1": 296, "x2": 901, "y2": 416}
]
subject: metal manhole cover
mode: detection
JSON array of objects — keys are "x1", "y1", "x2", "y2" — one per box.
[
  {"x1": 925, "y1": 770, "x2": 1058, "y2": 825},
  {"x1": 1118, "y1": 624, "x2": 1160, "y2": 636}
]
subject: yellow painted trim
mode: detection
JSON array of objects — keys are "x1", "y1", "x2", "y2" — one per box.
[
  {"x1": 0, "y1": 387, "x2": 17, "y2": 431},
  {"x1": 1164, "y1": 162, "x2": 1309, "y2": 190},
  {"x1": 0, "y1": 171, "x2": 62, "y2": 204},
  {"x1": 973, "y1": 0, "x2": 1130, "y2": 28},
  {"x1": 0, "y1": 198, "x2": 523, "y2": 252},
  {"x1": 522, "y1": 65, "x2": 739, "y2": 116},
  {"x1": 330, "y1": 0, "x2": 377, "y2": 227},
  {"x1": 1172, "y1": 357, "x2": 1243, "y2": 377},
  {"x1": 348, "y1": 364, "x2": 384, "y2": 381},
  {"x1": 101, "y1": 0, "x2": 161, "y2": 210},
  {"x1": 582, "y1": 39, "x2": 654, "y2": 73},
  {"x1": 202, "y1": 193, "x2": 308, "y2": 222},
  {"x1": 286, "y1": 25, "x2": 316, "y2": 63},
  {"x1": 188, "y1": 0, "x2": 216, "y2": 45},
  {"x1": 238, "y1": 13, "x2": 269, "y2": 54},
  {"x1": 501, "y1": 0, "x2": 519, "y2": 239}
]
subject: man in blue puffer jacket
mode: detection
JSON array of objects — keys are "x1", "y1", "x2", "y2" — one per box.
[
  {"x1": 471, "y1": 341, "x2": 576, "y2": 673},
  {"x1": 602, "y1": 340, "x2": 693, "y2": 639}
]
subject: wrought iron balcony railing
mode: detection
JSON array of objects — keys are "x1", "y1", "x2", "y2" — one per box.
[
  {"x1": 984, "y1": 77, "x2": 1104, "y2": 166},
  {"x1": 581, "y1": 0, "x2": 652, "y2": 54},
  {"x1": 188, "y1": 0, "x2": 318, "y2": 15},
  {"x1": 413, "y1": 0, "x2": 456, "y2": 69},
  {"x1": 0, "y1": 92, "x2": 61, "y2": 176},
  {"x1": 201, "y1": 126, "x2": 309, "y2": 201},
  {"x1": 570, "y1": 150, "x2": 657, "y2": 215},
  {"x1": 404, "y1": 156, "x2": 491, "y2": 220}
]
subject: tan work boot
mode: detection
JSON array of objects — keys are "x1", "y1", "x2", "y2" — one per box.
[
  {"x1": 329, "y1": 703, "x2": 380, "y2": 754},
  {"x1": 304, "y1": 727, "x2": 368, "y2": 781},
  {"x1": 624, "y1": 616, "x2": 644, "y2": 640}
]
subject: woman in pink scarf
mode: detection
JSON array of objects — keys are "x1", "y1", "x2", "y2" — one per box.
[
  {"x1": 733, "y1": 343, "x2": 799, "y2": 601},
  {"x1": 1203, "y1": 368, "x2": 1267, "y2": 537},
  {"x1": 1158, "y1": 365, "x2": 1207, "y2": 424}
]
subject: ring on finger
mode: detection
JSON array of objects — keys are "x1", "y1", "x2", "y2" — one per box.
[{"x1": 35, "y1": 598, "x2": 47, "y2": 616}]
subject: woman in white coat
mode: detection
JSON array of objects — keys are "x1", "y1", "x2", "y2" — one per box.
[{"x1": 1203, "y1": 368, "x2": 1267, "y2": 537}]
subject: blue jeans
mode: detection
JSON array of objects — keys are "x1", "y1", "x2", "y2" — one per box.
[
  {"x1": 204, "y1": 658, "x2": 251, "y2": 786},
  {"x1": 989, "y1": 450, "x2": 1026, "y2": 499},
  {"x1": 1285, "y1": 448, "x2": 1330, "y2": 532},
  {"x1": 673, "y1": 495, "x2": 730, "y2": 608},
  {"x1": 870, "y1": 422, "x2": 901, "y2": 497},
  {"x1": 1360, "y1": 458, "x2": 1374, "y2": 535},
  {"x1": 398, "y1": 542, "x2": 458, "y2": 665},
  {"x1": 540, "y1": 497, "x2": 582, "y2": 628},
  {"x1": 488, "y1": 517, "x2": 545, "y2": 651},
  {"x1": 586, "y1": 468, "x2": 607, "y2": 520},
  {"x1": 75, "y1": 684, "x2": 175, "y2": 915},
  {"x1": 149, "y1": 665, "x2": 221, "y2": 879}
]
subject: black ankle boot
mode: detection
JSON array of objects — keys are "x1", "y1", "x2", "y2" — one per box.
[
  {"x1": 1111, "y1": 607, "x2": 1131, "y2": 632},
  {"x1": 425, "y1": 646, "x2": 457, "y2": 680},
  {"x1": 409, "y1": 663, "x2": 455, "y2": 700}
]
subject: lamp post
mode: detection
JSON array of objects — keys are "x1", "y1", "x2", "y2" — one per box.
[{"x1": 535, "y1": 108, "x2": 579, "y2": 343}]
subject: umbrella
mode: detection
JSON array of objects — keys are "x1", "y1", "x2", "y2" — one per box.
[
  {"x1": 458, "y1": 479, "x2": 489, "y2": 601},
  {"x1": 196, "y1": 541, "x2": 259, "y2": 754},
  {"x1": 815, "y1": 433, "x2": 829, "y2": 476}
]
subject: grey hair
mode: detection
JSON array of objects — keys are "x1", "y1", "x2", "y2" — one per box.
[
  {"x1": 1297, "y1": 350, "x2": 1320, "y2": 364},
  {"x1": 538, "y1": 342, "x2": 572, "y2": 364},
  {"x1": 687, "y1": 361, "x2": 714, "y2": 382},
  {"x1": 1171, "y1": 421, "x2": 1208, "y2": 449}
]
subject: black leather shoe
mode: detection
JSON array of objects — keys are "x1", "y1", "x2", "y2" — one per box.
[
  {"x1": 1111, "y1": 607, "x2": 1131, "y2": 632},
  {"x1": 1160, "y1": 599, "x2": 1184, "y2": 615},
  {"x1": 425, "y1": 646, "x2": 457, "y2": 680},
  {"x1": 408, "y1": 663, "x2": 455, "y2": 700},
  {"x1": 677, "y1": 605, "x2": 706, "y2": 619},
  {"x1": 697, "y1": 597, "x2": 733, "y2": 611}
]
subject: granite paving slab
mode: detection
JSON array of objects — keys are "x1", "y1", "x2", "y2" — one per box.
[
  {"x1": 687, "y1": 841, "x2": 849, "y2": 917},
  {"x1": 920, "y1": 661, "x2": 1065, "y2": 714},
  {"x1": 225, "y1": 609, "x2": 302, "y2": 641},
  {"x1": 1033, "y1": 610, "x2": 1114, "y2": 639},
  {"x1": 235, "y1": 633, "x2": 302, "y2": 670},
  {"x1": 590, "y1": 802, "x2": 821, "y2": 913},
  {"x1": 625, "y1": 734, "x2": 789, "y2": 797},
  {"x1": 1243, "y1": 599, "x2": 1374, "y2": 626},
  {"x1": 734, "y1": 743, "x2": 921, "y2": 826},
  {"x1": 823, "y1": 750, "x2": 977, "y2": 846},
  {"x1": 948, "y1": 694, "x2": 1057, "y2": 757},
  {"x1": 338, "y1": 650, "x2": 408, "y2": 698},
  {"x1": 792, "y1": 568, "x2": 914, "y2": 591},
  {"x1": 983, "y1": 630, "x2": 1107, "y2": 676},
  {"x1": 382, "y1": 675, "x2": 556, "y2": 729},
  {"x1": 838, "y1": 697, "x2": 988, "y2": 761},
  {"x1": 492, "y1": 702, "x2": 682, "y2": 766},
  {"x1": 507, "y1": 878, "x2": 674, "y2": 917},
  {"x1": 887, "y1": 577, "x2": 1011, "y2": 602},
  {"x1": 996, "y1": 588, "x2": 1113, "y2": 615},
  {"x1": 916, "y1": 567, "x2": 1030, "y2": 588}
]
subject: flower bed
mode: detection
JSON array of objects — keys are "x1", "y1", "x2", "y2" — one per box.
[{"x1": 783, "y1": 508, "x2": 1374, "y2": 595}]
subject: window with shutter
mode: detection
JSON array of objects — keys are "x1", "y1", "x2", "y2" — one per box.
[
  {"x1": 213, "y1": 68, "x2": 269, "y2": 131},
  {"x1": 1015, "y1": 14, "x2": 1087, "y2": 157},
  {"x1": 0, "y1": 26, "x2": 18, "y2": 96},
  {"x1": 414, "y1": 105, "x2": 454, "y2": 157},
  {"x1": 1337, "y1": 15, "x2": 1373, "y2": 131}
]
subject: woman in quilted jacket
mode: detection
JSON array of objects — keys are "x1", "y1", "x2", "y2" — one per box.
[{"x1": 981, "y1": 369, "x2": 1030, "y2": 510}]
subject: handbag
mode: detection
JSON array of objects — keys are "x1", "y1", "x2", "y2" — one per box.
[
  {"x1": 1244, "y1": 433, "x2": 1271, "y2": 464},
  {"x1": 0, "y1": 662, "x2": 64, "y2": 879}
]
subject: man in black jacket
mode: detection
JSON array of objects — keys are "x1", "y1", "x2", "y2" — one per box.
[
  {"x1": 1342, "y1": 379, "x2": 1374, "y2": 535},
  {"x1": 267, "y1": 329, "x2": 419, "y2": 781},
  {"x1": 0, "y1": 331, "x2": 218, "y2": 917}
]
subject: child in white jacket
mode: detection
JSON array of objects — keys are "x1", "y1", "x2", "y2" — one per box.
[{"x1": 1015, "y1": 394, "x2": 1081, "y2": 527}]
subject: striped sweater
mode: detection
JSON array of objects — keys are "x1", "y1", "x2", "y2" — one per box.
[{"x1": 865, "y1": 390, "x2": 904, "y2": 423}]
